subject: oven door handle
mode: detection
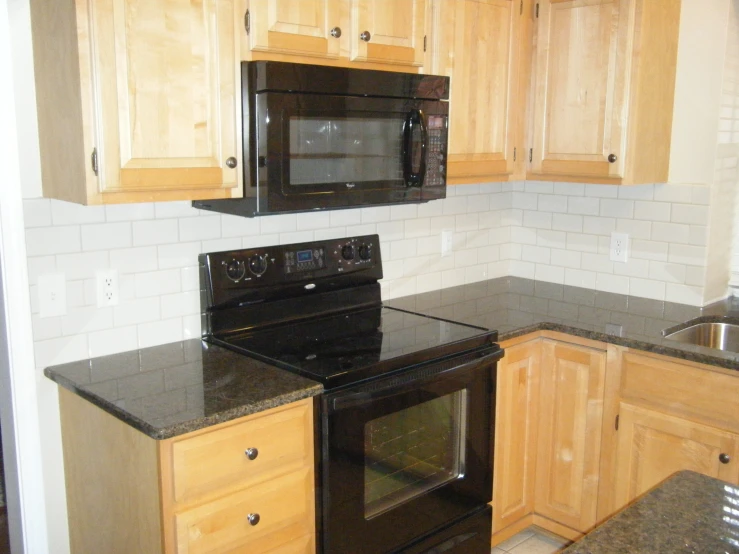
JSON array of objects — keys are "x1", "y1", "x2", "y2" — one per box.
[
  {"x1": 329, "y1": 347, "x2": 503, "y2": 413},
  {"x1": 402, "y1": 109, "x2": 427, "y2": 188}
]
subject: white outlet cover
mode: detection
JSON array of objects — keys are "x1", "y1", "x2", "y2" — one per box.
[
  {"x1": 441, "y1": 229, "x2": 454, "y2": 257},
  {"x1": 96, "y1": 269, "x2": 119, "y2": 307},
  {"x1": 38, "y1": 273, "x2": 67, "y2": 318},
  {"x1": 609, "y1": 232, "x2": 629, "y2": 263}
]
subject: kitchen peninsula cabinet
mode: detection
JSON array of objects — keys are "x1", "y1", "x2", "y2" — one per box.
[
  {"x1": 430, "y1": 0, "x2": 530, "y2": 183},
  {"x1": 59, "y1": 388, "x2": 316, "y2": 554},
  {"x1": 244, "y1": 0, "x2": 427, "y2": 69},
  {"x1": 528, "y1": 0, "x2": 682, "y2": 184},
  {"x1": 30, "y1": 0, "x2": 244, "y2": 205}
]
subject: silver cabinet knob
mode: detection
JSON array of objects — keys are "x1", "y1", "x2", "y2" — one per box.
[
  {"x1": 331, "y1": 27, "x2": 341, "y2": 38},
  {"x1": 247, "y1": 513, "x2": 260, "y2": 526},
  {"x1": 360, "y1": 31, "x2": 371, "y2": 42},
  {"x1": 226, "y1": 157, "x2": 238, "y2": 169},
  {"x1": 245, "y1": 447, "x2": 259, "y2": 460}
]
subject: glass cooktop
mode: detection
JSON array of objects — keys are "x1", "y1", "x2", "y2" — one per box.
[{"x1": 216, "y1": 306, "x2": 495, "y2": 389}]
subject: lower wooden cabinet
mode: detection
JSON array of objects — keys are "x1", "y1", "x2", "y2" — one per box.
[
  {"x1": 58, "y1": 388, "x2": 316, "y2": 554},
  {"x1": 612, "y1": 403, "x2": 739, "y2": 509}
]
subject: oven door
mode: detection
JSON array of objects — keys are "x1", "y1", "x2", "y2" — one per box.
[
  {"x1": 255, "y1": 93, "x2": 447, "y2": 213},
  {"x1": 320, "y1": 347, "x2": 500, "y2": 554}
]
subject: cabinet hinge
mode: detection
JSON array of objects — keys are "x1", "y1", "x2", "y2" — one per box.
[
  {"x1": 424, "y1": 35, "x2": 427, "y2": 52},
  {"x1": 529, "y1": 148, "x2": 533, "y2": 163},
  {"x1": 615, "y1": 414, "x2": 620, "y2": 431},
  {"x1": 536, "y1": 3, "x2": 539, "y2": 17},
  {"x1": 514, "y1": 147, "x2": 517, "y2": 162},
  {"x1": 245, "y1": 9, "x2": 250, "y2": 35},
  {"x1": 520, "y1": 0, "x2": 523, "y2": 15},
  {"x1": 91, "y1": 147, "x2": 99, "y2": 176}
]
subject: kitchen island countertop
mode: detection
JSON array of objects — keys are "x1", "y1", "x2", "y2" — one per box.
[{"x1": 562, "y1": 470, "x2": 739, "y2": 553}]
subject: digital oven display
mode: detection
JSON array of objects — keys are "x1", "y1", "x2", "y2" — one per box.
[{"x1": 297, "y1": 250, "x2": 313, "y2": 263}]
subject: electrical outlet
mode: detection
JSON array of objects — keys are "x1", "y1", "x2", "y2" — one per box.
[
  {"x1": 609, "y1": 232, "x2": 629, "y2": 263},
  {"x1": 441, "y1": 229, "x2": 454, "y2": 257},
  {"x1": 96, "y1": 270, "x2": 119, "y2": 307},
  {"x1": 38, "y1": 274, "x2": 67, "y2": 318}
]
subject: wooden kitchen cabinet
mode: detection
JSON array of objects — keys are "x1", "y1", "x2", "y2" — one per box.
[
  {"x1": 528, "y1": 0, "x2": 681, "y2": 184},
  {"x1": 612, "y1": 403, "x2": 739, "y2": 508},
  {"x1": 244, "y1": 0, "x2": 426, "y2": 68},
  {"x1": 534, "y1": 339, "x2": 606, "y2": 534},
  {"x1": 30, "y1": 0, "x2": 244, "y2": 205},
  {"x1": 430, "y1": 0, "x2": 530, "y2": 183},
  {"x1": 491, "y1": 338, "x2": 541, "y2": 541},
  {"x1": 59, "y1": 388, "x2": 316, "y2": 554}
]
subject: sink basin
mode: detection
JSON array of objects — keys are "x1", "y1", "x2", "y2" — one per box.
[{"x1": 663, "y1": 322, "x2": 739, "y2": 353}]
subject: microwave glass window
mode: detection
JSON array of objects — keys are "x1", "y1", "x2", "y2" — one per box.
[
  {"x1": 289, "y1": 117, "x2": 404, "y2": 185},
  {"x1": 363, "y1": 390, "x2": 467, "y2": 519}
]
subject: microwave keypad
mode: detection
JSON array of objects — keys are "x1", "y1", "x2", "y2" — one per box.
[{"x1": 426, "y1": 127, "x2": 446, "y2": 187}]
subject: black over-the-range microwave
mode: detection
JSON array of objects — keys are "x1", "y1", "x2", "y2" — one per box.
[{"x1": 193, "y1": 61, "x2": 450, "y2": 217}]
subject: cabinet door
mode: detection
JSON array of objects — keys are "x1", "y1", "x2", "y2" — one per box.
[
  {"x1": 535, "y1": 340, "x2": 606, "y2": 533},
  {"x1": 351, "y1": 0, "x2": 426, "y2": 66},
  {"x1": 88, "y1": 0, "x2": 242, "y2": 201},
  {"x1": 530, "y1": 0, "x2": 635, "y2": 181},
  {"x1": 436, "y1": 0, "x2": 524, "y2": 184},
  {"x1": 492, "y1": 340, "x2": 540, "y2": 534},
  {"x1": 248, "y1": 0, "x2": 342, "y2": 58},
  {"x1": 613, "y1": 403, "x2": 739, "y2": 509}
]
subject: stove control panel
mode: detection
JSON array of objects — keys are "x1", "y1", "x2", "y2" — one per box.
[{"x1": 201, "y1": 234, "x2": 383, "y2": 304}]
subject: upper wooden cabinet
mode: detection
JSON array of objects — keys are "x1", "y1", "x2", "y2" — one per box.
[
  {"x1": 31, "y1": 0, "x2": 244, "y2": 205},
  {"x1": 244, "y1": 0, "x2": 427, "y2": 68},
  {"x1": 248, "y1": 0, "x2": 342, "y2": 59},
  {"x1": 528, "y1": 0, "x2": 681, "y2": 184},
  {"x1": 431, "y1": 0, "x2": 530, "y2": 183},
  {"x1": 534, "y1": 339, "x2": 606, "y2": 533}
]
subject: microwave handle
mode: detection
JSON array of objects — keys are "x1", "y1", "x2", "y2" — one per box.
[{"x1": 403, "y1": 109, "x2": 427, "y2": 187}]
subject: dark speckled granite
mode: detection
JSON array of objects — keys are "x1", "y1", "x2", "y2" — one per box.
[
  {"x1": 563, "y1": 471, "x2": 739, "y2": 553},
  {"x1": 386, "y1": 277, "x2": 739, "y2": 372},
  {"x1": 44, "y1": 339, "x2": 322, "y2": 440}
]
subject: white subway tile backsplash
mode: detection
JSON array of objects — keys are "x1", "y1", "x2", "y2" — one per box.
[
  {"x1": 361, "y1": 206, "x2": 391, "y2": 223},
  {"x1": 57, "y1": 252, "x2": 109, "y2": 280},
  {"x1": 81, "y1": 222, "x2": 132, "y2": 251},
  {"x1": 61, "y1": 306, "x2": 114, "y2": 336},
  {"x1": 653, "y1": 184, "x2": 693, "y2": 203},
  {"x1": 632, "y1": 239, "x2": 669, "y2": 262},
  {"x1": 585, "y1": 185, "x2": 618, "y2": 198},
  {"x1": 510, "y1": 226, "x2": 537, "y2": 245},
  {"x1": 31, "y1": 314, "x2": 62, "y2": 342},
  {"x1": 668, "y1": 244, "x2": 707, "y2": 266},
  {"x1": 280, "y1": 231, "x2": 314, "y2": 244},
  {"x1": 665, "y1": 283, "x2": 703, "y2": 305},
  {"x1": 105, "y1": 203, "x2": 155, "y2": 222},
  {"x1": 553, "y1": 182, "x2": 585, "y2": 196},
  {"x1": 442, "y1": 196, "x2": 468, "y2": 215},
  {"x1": 26, "y1": 226, "x2": 81, "y2": 256},
  {"x1": 535, "y1": 264, "x2": 564, "y2": 284},
  {"x1": 161, "y1": 291, "x2": 200, "y2": 319},
  {"x1": 113, "y1": 298, "x2": 161, "y2": 327},
  {"x1": 648, "y1": 261, "x2": 687, "y2": 284},
  {"x1": 553, "y1": 214, "x2": 584, "y2": 233},
  {"x1": 134, "y1": 269, "x2": 182, "y2": 298},
  {"x1": 651, "y1": 222, "x2": 690, "y2": 244},
  {"x1": 596, "y1": 273, "x2": 629, "y2": 294},
  {"x1": 671, "y1": 204, "x2": 710, "y2": 224},
  {"x1": 154, "y1": 201, "x2": 200, "y2": 219},
  {"x1": 616, "y1": 218, "x2": 652, "y2": 239},
  {"x1": 513, "y1": 192, "x2": 538, "y2": 210},
  {"x1": 523, "y1": 211, "x2": 552, "y2": 229},
  {"x1": 111, "y1": 247, "x2": 157, "y2": 273},
  {"x1": 454, "y1": 249, "x2": 478, "y2": 268},
  {"x1": 550, "y1": 249, "x2": 581, "y2": 268},
  {"x1": 158, "y1": 242, "x2": 201, "y2": 269},
  {"x1": 405, "y1": 218, "x2": 432, "y2": 238},
  {"x1": 179, "y1": 215, "x2": 221, "y2": 242},
  {"x1": 51, "y1": 201, "x2": 105, "y2": 225},
  {"x1": 201, "y1": 238, "x2": 242, "y2": 252},
  {"x1": 537, "y1": 194, "x2": 568, "y2": 213},
  {"x1": 618, "y1": 184, "x2": 654, "y2": 200},
  {"x1": 296, "y1": 212, "x2": 331, "y2": 231},
  {"x1": 566, "y1": 233, "x2": 599, "y2": 253},
  {"x1": 629, "y1": 278, "x2": 666, "y2": 300},
  {"x1": 582, "y1": 253, "x2": 614, "y2": 274},
  {"x1": 565, "y1": 268, "x2": 597, "y2": 289},
  {"x1": 524, "y1": 181, "x2": 554, "y2": 193},
  {"x1": 509, "y1": 260, "x2": 536, "y2": 279},
  {"x1": 568, "y1": 197, "x2": 600, "y2": 215},
  {"x1": 88, "y1": 325, "x2": 137, "y2": 358},
  {"x1": 600, "y1": 199, "x2": 634, "y2": 219},
  {"x1": 634, "y1": 201, "x2": 671, "y2": 222},
  {"x1": 583, "y1": 216, "x2": 616, "y2": 236},
  {"x1": 133, "y1": 219, "x2": 178, "y2": 246},
  {"x1": 390, "y1": 204, "x2": 418, "y2": 221},
  {"x1": 221, "y1": 214, "x2": 260, "y2": 237},
  {"x1": 138, "y1": 318, "x2": 183, "y2": 348},
  {"x1": 23, "y1": 199, "x2": 52, "y2": 228},
  {"x1": 34, "y1": 334, "x2": 89, "y2": 368},
  {"x1": 182, "y1": 315, "x2": 201, "y2": 340}
]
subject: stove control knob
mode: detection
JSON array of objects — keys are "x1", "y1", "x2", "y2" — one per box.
[
  {"x1": 224, "y1": 259, "x2": 246, "y2": 282},
  {"x1": 248, "y1": 254, "x2": 268, "y2": 276},
  {"x1": 341, "y1": 244, "x2": 355, "y2": 261},
  {"x1": 358, "y1": 244, "x2": 372, "y2": 261}
]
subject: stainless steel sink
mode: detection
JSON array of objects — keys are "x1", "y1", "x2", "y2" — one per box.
[{"x1": 663, "y1": 322, "x2": 739, "y2": 353}]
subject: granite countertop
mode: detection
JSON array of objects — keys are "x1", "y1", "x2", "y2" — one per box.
[
  {"x1": 563, "y1": 470, "x2": 739, "y2": 553},
  {"x1": 386, "y1": 277, "x2": 739, "y2": 372},
  {"x1": 44, "y1": 339, "x2": 322, "y2": 440}
]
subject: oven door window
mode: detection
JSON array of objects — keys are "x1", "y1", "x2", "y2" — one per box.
[{"x1": 364, "y1": 390, "x2": 467, "y2": 519}]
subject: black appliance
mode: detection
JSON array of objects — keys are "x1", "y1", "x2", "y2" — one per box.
[
  {"x1": 193, "y1": 61, "x2": 449, "y2": 217},
  {"x1": 199, "y1": 235, "x2": 502, "y2": 553}
]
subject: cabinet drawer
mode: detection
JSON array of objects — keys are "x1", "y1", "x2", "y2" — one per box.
[
  {"x1": 620, "y1": 351, "x2": 739, "y2": 432},
  {"x1": 174, "y1": 467, "x2": 314, "y2": 554},
  {"x1": 169, "y1": 401, "x2": 312, "y2": 504}
]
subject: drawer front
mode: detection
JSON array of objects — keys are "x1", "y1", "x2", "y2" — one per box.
[
  {"x1": 620, "y1": 351, "x2": 739, "y2": 432},
  {"x1": 170, "y1": 401, "x2": 312, "y2": 504},
  {"x1": 175, "y1": 468, "x2": 314, "y2": 554}
]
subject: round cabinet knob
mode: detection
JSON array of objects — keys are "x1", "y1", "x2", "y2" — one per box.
[
  {"x1": 341, "y1": 244, "x2": 355, "y2": 261},
  {"x1": 360, "y1": 30, "x2": 371, "y2": 42},
  {"x1": 224, "y1": 260, "x2": 245, "y2": 282},
  {"x1": 358, "y1": 244, "x2": 372, "y2": 261},
  {"x1": 248, "y1": 255, "x2": 268, "y2": 276},
  {"x1": 330, "y1": 26, "x2": 341, "y2": 38},
  {"x1": 245, "y1": 447, "x2": 259, "y2": 460},
  {"x1": 608, "y1": 154, "x2": 618, "y2": 163},
  {"x1": 226, "y1": 156, "x2": 238, "y2": 169},
  {"x1": 720, "y1": 453, "x2": 731, "y2": 464},
  {"x1": 247, "y1": 513, "x2": 260, "y2": 526}
]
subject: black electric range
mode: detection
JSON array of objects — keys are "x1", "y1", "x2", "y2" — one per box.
[{"x1": 200, "y1": 235, "x2": 502, "y2": 554}]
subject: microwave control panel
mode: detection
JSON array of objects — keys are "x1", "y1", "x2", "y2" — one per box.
[{"x1": 426, "y1": 115, "x2": 447, "y2": 187}]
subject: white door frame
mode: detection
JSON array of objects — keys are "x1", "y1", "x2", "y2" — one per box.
[{"x1": 0, "y1": 0, "x2": 50, "y2": 551}]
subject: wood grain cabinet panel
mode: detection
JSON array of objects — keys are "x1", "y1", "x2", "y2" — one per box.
[
  {"x1": 613, "y1": 403, "x2": 739, "y2": 509},
  {"x1": 492, "y1": 339, "x2": 541, "y2": 535},
  {"x1": 432, "y1": 0, "x2": 528, "y2": 184},
  {"x1": 535, "y1": 340, "x2": 606, "y2": 533},
  {"x1": 248, "y1": 0, "x2": 342, "y2": 58},
  {"x1": 351, "y1": 0, "x2": 426, "y2": 66}
]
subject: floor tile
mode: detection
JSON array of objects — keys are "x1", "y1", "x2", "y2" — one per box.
[
  {"x1": 491, "y1": 548, "x2": 506, "y2": 554},
  {"x1": 495, "y1": 529, "x2": 535, "y2": 551},
  {"x1": 508, "y1": 534, "x2": 565, "y2": 554}
]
